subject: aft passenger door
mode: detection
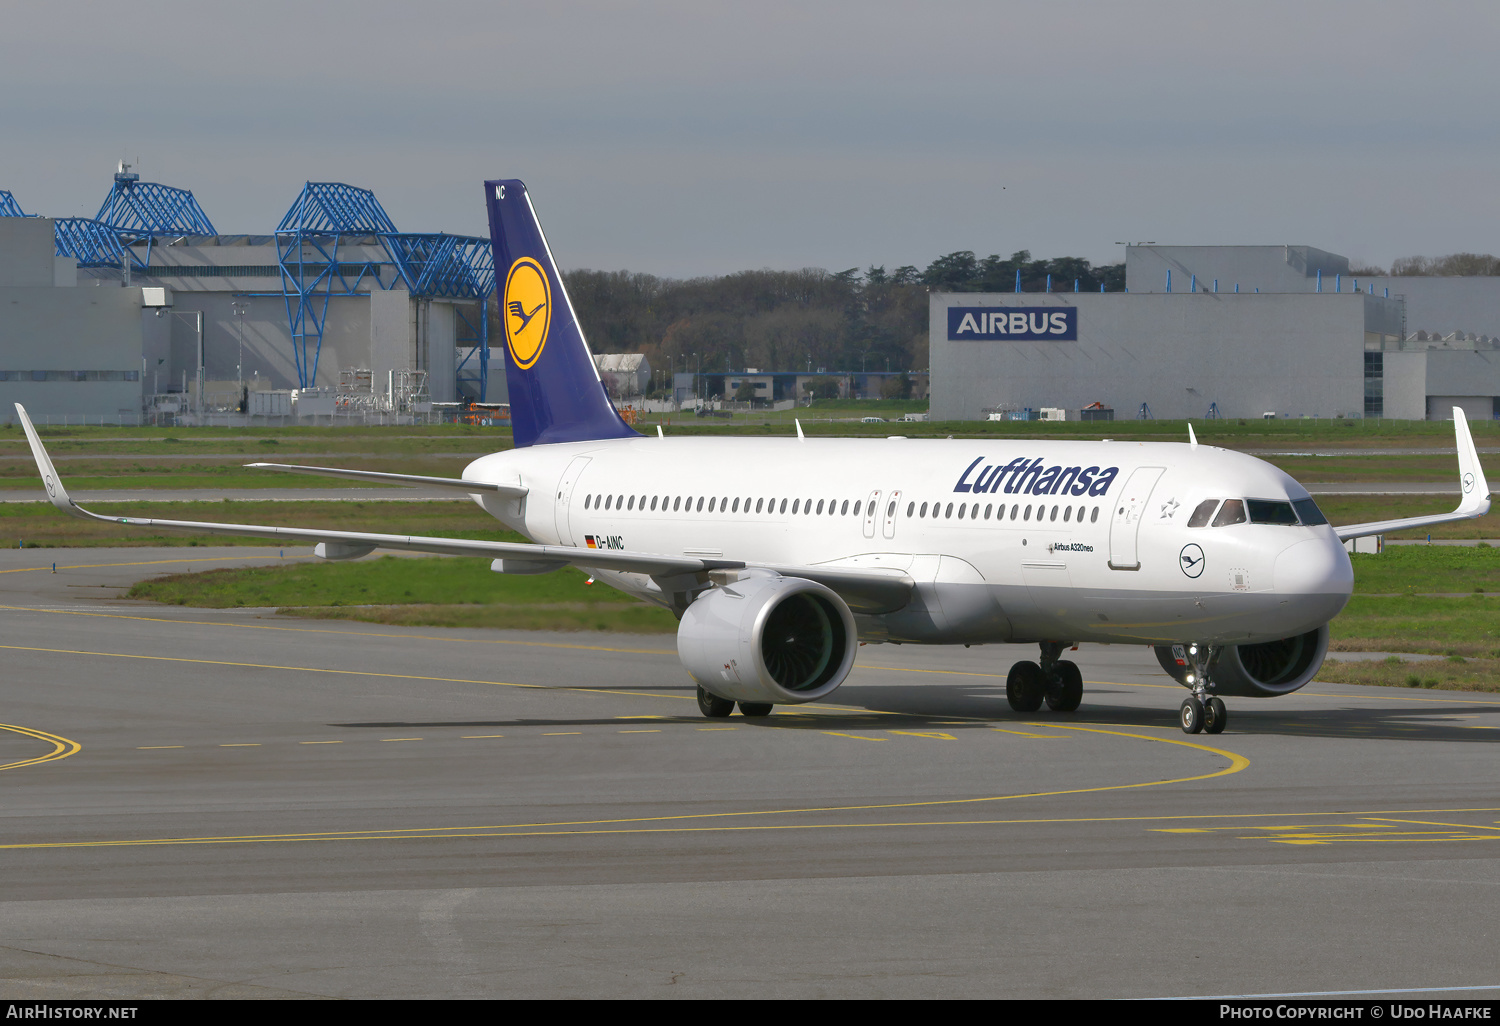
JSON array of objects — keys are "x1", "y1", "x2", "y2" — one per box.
[
  {"x1": 1108, "y1": 466, "x2": 1164, "y2": 571},
  {"x1": 553, "y1": 456, "x2": 592, "y2": 544}
]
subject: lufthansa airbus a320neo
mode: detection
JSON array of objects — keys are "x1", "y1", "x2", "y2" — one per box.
[{"x1": 16, "y1": 180, "x2": 1491, "y2": 733}]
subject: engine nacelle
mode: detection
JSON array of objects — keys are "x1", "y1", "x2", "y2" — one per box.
[
  {"x1": 677, "y1": 572, "x2": 857, "y2": 705},
  {"x1": 1154, "y1": 625, "x2": 1329, "y2": 698}
]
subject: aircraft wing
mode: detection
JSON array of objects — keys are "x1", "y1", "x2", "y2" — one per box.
[
  {"x1": 14, "y1": 403, "x2": 914, "y2": 611},
  {"x1": 244, "y1": 462, "x2": 527, "y2": 497},
  {"x1": 1334, "y1": 407, "x2": 1492, "y2": 540}
]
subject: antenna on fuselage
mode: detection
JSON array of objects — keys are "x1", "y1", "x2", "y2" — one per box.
[
  {"x1": 657, "y1": 425, "x2": 664, "y2": 438},
  {"x1": 1188, "y1": 423, "x2": 1198, "y2": 448},
  {"x1": 795, "y1": 419, "x2": 805, "y2": 441}
]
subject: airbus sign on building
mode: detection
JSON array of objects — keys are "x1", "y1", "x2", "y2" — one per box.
[
  {"x1": 930, "y1": 245, "x2": 1500, "y2": 423},
  {"x1": 948, "y1": 307, "x2": 1078, "y2": 341},
  {"x1": 929, "y1": 289, "x2": 1406, "y2": 422}
]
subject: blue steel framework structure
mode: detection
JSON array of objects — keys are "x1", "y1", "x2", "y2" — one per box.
[
  {"x1": 275, "y1": 183, "x2": 396, "y2": 389},
  {"x1": 275, "y1": 182, "x2": 493, "y2": 397},
  {"x1": 53, "y1": 218, "x2": 146, "y2": 270},
  {"x1": 11, "y1": 175, "x2": 493, "y2": 399},
  {"x1": 382, "y1": 232, "x2": 494, "y2": 400},
  {"x1": 95, "y1": 169, "x2": 217, "y2": 235},
  {"x1": 41, "y1": 171, "x2": 218, "y2": 271}
]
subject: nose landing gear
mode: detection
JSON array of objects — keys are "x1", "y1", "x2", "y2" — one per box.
[
  {"x1": 1176, "y1": 643, "x2": 1227, "y2": 735},
  {"x1": 1007, "y1": 641, "x2": 1083, "y2": 714}
]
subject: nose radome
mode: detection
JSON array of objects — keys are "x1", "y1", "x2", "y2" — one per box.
[{"x1": 1274, "y1": 537, "x2": 1354, "y2": 597}]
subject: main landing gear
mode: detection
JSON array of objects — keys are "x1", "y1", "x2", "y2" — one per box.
[
  {"x1": 1007, "y1": 641, "x2": 1083, "y2": 714},
  {"x1": 1176, "y1": 642, "x2": 1227, "y2": 735},
  {"x1": 696, "y1": 686, "x2": 773, "y2": 719}
]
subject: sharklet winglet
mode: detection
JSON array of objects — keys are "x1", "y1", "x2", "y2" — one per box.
[{"x1": 1334, "y1": 407, "x2": 1492, "y2": 540}]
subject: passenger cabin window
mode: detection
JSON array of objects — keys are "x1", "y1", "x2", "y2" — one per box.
[
  {"x1": 1212, "y1": 499, "x2": 1247, "y2": 527},
  {"x1": 1247, "y1": 499, "x2": 1299, "y2": 525}
]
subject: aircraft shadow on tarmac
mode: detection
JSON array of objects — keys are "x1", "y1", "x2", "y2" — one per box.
[{"x1": 331, "y1": 682, "x2": 1500, "y2": 742}]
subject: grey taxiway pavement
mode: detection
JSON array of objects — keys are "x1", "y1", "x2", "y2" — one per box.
[{"x1": 1, "y1": 548, "x2": 1498, "y2": 999}]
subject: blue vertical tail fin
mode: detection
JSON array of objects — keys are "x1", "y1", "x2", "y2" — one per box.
[{"x1": 484, "y1": 179, "x2": 638, "y2": 448}]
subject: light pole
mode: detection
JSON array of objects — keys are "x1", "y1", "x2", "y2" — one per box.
[{"x1": 231, "y1": 300, "x2": 248, "y2": 403}]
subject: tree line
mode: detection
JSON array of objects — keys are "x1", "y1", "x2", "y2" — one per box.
[
  {"x1": 1351, "y1": 253, "x2": 1500, "y2": 276},
  {"x1": 510, "y1": 250, "x2": 1125, "y2": 381}
]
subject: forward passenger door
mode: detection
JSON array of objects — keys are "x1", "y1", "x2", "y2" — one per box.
[{"x1": 1108, "y1": 466, "x2": 1164, "y2": 571}]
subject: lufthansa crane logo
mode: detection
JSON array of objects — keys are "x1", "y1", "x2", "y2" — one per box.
[
  {"x1": 1179, "y1": 543, "x2": 1205, "y2": 578},
  {"x1": 1463, "y1": 472, "x2": 1475, "y2": 494},
  {"x1": 503, "y1": 257, "x2": 551, "y2": 370}
]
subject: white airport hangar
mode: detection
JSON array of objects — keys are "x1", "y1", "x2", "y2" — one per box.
[{"x1": 930, "y1": 245, "x2": 1500, "y2": 422}]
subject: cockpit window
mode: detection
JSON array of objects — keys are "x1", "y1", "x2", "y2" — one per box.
[
  {"x1": 1292, "y1": 497, "x2": 1328, "y2": 526},
  {"x1": 1211, "y1": 499, "x2": 1246, "y2": 527},
  {"x1": 1187, "y1": 499, "x2": 1219, "y2": 528},
  {"x1": 1247, "y1": 499, "x2": 1299, "y2": 525}
]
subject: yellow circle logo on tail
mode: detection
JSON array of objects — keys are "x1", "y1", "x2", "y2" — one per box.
[{"x1": 503, "y1": 257, "x2": 551, "y2": 369}]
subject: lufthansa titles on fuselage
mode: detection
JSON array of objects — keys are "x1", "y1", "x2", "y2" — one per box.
[
  {"x1": 947, "y1": 306, "x2": 1078, "y2": 341},
  {"x1": 953, "y1": 456, "x2": 1119, "y2": 497}
]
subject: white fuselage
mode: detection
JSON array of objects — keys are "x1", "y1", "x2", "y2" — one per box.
[{"x1": 464, "y1": 435, "x2": 1353, "y2": 647}]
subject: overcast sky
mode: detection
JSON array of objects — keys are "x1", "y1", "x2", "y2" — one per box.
[{"x1": 3, "y1": 1, "x2": 1498, "y2": 277}]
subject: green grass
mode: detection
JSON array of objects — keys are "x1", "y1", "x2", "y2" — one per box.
[
  {"x1": 2, "y1": 419, "x2": 1494, "y2": 495},
  {"x1": 119, "y1": 537, "x2": 1500, "y2": 647},
  {"x1": 127, "y1": 555, "x2": 679, "y2": 633},
  {"x1": 1317, "y1": 653, "x2": 1500, "y2": 692},
  {"x1": 1327, "y1": 594, "x2": 1500, "y2": 657},
  {"x1": 6, "y1": 412, "x2": 1496, "y2": 450},
  {"x1": 1349, "y1": 545, "x2": 1500, "y2": 593}
]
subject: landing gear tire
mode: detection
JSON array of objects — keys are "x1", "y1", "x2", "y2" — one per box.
[
  {"x1": 697, "y1": 686, "x2": 735, "y2": 718},
  {"x1": 1203, "y1": 696, "x2": 1227, "y2": 734},
  {"x1": 1044, "y1": 660, "x2": 1084, "y2": 713},
  {"x1": 1179, "y1": 697, "x2": 1204, "y2": 734},
  {"x1": 1007, "y1": 661, "x2": 1046, "y2": 713},
  {"x1": 738, "y1": 702, "x2": 773, "y2": 717}
]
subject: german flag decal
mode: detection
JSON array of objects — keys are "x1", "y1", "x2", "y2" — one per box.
[{"x1": 585, "y1": 535, "x2": 597, "y2": 548}]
